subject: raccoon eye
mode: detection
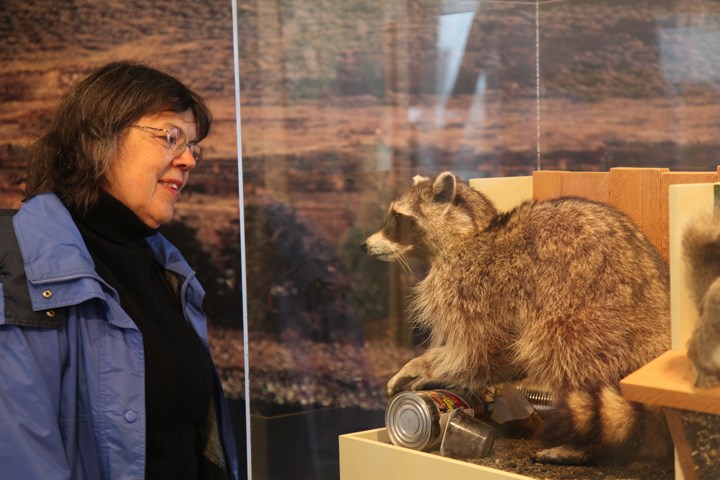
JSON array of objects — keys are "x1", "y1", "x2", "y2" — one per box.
[
  {"x1": 394, "y1": 212, "x2": 415, "y2": 234},
  {"x1": 386, "y1": 210, "x2": 400, "y2": 224},
  {"x1": 391, "y1": 211, "x2": 405, "y2": 228},
  {"x1": 383, "y1": 211, "x2": 400, "y2": 232}
]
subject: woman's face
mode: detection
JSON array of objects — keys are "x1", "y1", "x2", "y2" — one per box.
[{"x1": 104, "y1": 109, "x2": 198, "y2": 228}]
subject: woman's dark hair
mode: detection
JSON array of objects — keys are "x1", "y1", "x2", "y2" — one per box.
[{"x1": 24, "y1": 60, "x2": 212, "y2": 211}]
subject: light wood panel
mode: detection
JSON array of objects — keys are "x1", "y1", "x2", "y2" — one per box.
[{"x1": 620, "y1": 349, "x2": 720, "y2": 415}]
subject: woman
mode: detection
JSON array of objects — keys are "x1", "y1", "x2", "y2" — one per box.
[{"x1": 0, "y1": 61, "x2": 239, "y2": 479}]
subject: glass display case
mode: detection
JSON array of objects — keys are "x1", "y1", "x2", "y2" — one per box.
[{"x1": 234, "y1": 0, "x2": 720, "y2": 479}]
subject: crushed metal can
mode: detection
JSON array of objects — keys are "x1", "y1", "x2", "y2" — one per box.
[{"x1": 385, "y1": 389, "x2": 487, "y2": 452}]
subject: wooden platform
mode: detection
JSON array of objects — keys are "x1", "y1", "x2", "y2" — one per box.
[
  {"x1": 621, "y1": 350, "x2": 720, "y2": 480},
  {"x1": 620, "y1": 349, "x2": 720, "y2": 415}
]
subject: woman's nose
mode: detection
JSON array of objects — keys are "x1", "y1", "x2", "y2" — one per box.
[{"x1": 174, "y1": 147, "x2": 197, "y2": 170}]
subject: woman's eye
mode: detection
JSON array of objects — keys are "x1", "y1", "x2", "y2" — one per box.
[{"x1": 167, "y1": 128, "x2": 180, "y2": 149}]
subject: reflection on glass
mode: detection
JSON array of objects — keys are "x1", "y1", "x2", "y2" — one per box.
[
  {"x1": 236, "y1": 0, "x2": 720, "y2": 478},
  {"x1": 539, "y1": 0, "x2": 720, "y2": 171}
]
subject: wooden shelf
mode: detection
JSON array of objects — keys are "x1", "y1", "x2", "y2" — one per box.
[
  {"x1": 621, "y1": 350, "x2": 720, "y2": 480},
  {"x1": 620, "y1": 349, "x2": 720, "y2": 415}
]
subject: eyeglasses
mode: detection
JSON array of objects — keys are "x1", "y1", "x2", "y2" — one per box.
[{"x1": 132, "y1": 125, "x2": 202, "y2": 163}]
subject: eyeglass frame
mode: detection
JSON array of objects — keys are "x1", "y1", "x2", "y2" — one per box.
[{"x1": 131, "y1": 124, "x2": 203, "y2": 163}]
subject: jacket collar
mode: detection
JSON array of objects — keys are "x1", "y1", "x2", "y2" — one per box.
[
  {"x1": 14, "y1": 194, "x2": 113, "y2": 313},
  {"x1": 15, "y1": 193, "x2": 195, "y2": 281},
  {"x1": 14, "y1": 193, "x2": 98, "y2": 284},
  {"x1": 14, "y1": 193, "x2": 202, "y2": 317}
]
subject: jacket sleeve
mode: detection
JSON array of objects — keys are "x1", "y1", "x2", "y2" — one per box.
[{"x1": 0, "y1": 323, "x2": 71, "y2": 480}]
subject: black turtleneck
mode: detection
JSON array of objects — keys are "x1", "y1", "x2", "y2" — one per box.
[{"x1": 70, "y1": 192, "x2": 214, "y2": 480}]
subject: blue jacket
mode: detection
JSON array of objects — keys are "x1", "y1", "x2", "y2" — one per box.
[{"x1": 0, "y1": 193, "x2": 239, "y2": 480}]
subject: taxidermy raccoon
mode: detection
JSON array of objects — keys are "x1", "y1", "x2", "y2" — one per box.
[
  {"x1": 682, "y1": 212, "x2": 720, "y2": 388},
  {"x1": 362, "y1": 172, "x2": 671, "y2": 465}
]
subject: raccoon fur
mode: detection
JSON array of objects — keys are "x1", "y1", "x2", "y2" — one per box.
[
  {"x1": 682, "y1": 212, "x2": 720, "y2": 388},
  {"x1": 362, "y1": 172, "x2": 672, "y2": 465}
]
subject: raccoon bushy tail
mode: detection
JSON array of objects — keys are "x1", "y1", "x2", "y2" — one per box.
[{"x1": 535, "y1": 386, "x2": 671, "y2": 464}]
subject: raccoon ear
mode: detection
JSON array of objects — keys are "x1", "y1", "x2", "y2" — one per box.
[
  {"x1": 412, "y1": 175, "x2": 429, "y2": 185},
  {"x1": 432, "y1": 171, "x2": 456, "y2": 204}
]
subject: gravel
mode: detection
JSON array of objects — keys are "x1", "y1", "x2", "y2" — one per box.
[
  {"x1": 378, "y1": 432, "x2": 675, "y2": 480},
  {"x1": 682, "y1": 410, "x2": 720, "y2": 479}
]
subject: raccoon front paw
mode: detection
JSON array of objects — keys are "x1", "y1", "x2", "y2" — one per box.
[
  {"x1": 387, "y1": 370, "x2": 445, "y2": 397},
  {"x1": 387, "y1": 358, "x2": 424, "y2": 396},
  {"x1": 688, "y1": 337, "x2": 720, "y2": 388},
  {"x1": 532, "y1": 445, "x2": 592, "y2": 466},
  {"x1": 694, "y1": 369, "x2": 720, "y2": 388},
  {"x1": 387, "y1": 372, "x2": 416, "y2": 397},
  {"x1": 387, "y1": 353, "x2": 447, "y2": 397}
]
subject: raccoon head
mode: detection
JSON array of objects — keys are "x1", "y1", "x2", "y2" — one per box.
[
  {"x1": 362, "y1": 171, "x2": 497, "y2": 261},
  {"x1": 362, "y1": 200, "x2": 425, "y2": 262}
]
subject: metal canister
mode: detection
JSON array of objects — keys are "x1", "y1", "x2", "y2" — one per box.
[{"x1": 385, "y1": 389, "x2": 486, "y2": 451}]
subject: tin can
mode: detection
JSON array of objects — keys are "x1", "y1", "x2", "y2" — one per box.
[{"x1": 385, "y1": 389, "x2": 486, "y2": 451}]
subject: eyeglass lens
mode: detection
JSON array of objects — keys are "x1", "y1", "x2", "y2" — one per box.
[
  {"x1": 163, "y1": 126, "x2": 201, "y2": 163},
  {"x1": 189, "y1": 144, "x2": 202, "y2": 163},
  {"x1": 166, "y1": 127, "x2": 181, "y2": 150}
]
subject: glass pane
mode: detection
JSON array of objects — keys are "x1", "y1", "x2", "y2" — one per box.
[
  {"x1": 237, "y1": 0, "x2": 720, "y2": 479},
  {"x1": 236, "y1": 1, "x2": 537, "y2": 479},
  {"x1": 539, "y1": 0, "x2": 720, "y2": 171}
]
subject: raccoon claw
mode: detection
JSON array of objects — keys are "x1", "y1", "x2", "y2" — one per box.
[
  {"x1": 387, "y1": 374, "x2": 445, "y2": 397},
  {"x1": 405, "y1": 377, "x2": 445, "y2": 392},
  {"x1": 532, "y1": 445, "x2": 592, "y2": 465},
  {"x1": 387, "y1": 353, "x2": 446, "y2": 397},
  {"x1": 387, "y1": 374, "x2": 417, "y2": 397}
]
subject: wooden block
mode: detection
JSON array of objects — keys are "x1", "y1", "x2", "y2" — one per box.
[
  {"x1": 620, "y1": 349, "x2": 720, "y2": 415},
  {"x1": 532, "y1": 171, "x2": 609, "y2": 204},
  {"x1": 664, "y1": 409, "x2": 699, "y2": 480},
  {"x1": 469, "y1": 176, "x2": 533, "y2": 213},
  {"x1": 558, "y1": 171, "x2": 610, "y2": 203},
  {"x1": 659, "y1": 172, "x2": 719, "y2": 261},
  {"x1": 532, "y1": 171, "x2": 563, "y2": 201},
  {"x1": 609, "y1": 168, "x2": 669, "y2": 257}
]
